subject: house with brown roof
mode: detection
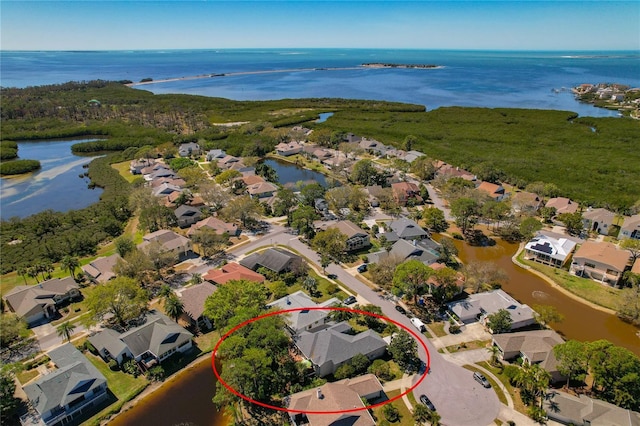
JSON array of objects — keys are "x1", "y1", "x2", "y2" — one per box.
[
  {"x1": 275, "y1": 141, "x2": 303, "y2": 156},
  {"x1": 241, "y1": 174, "x2": 266, "y2": 186},
  {"x1": 391, "y1": 181, "x2": 422, "y2": 206},
  {"x1": 130, "y1": 158, "x2": 155, "y2": 175},
  {"x1": 620, "y1": 214, "x2": 640, "y2": 240},
  {"x1": 543, "y1": 391, "x2": 640, "y2": 426},
  {"x1": 81, "y1": 254, "x2": 121, "y2": 283},
  {"x1": 178, "y1": 282, "x2": 217, "y2": 329},
  {"x1": 328, "y1": 220, "x2": 371, "y2": 252},
  {"x1": 511, "y1": 191, "x2": 542, "y2": 214},
  {"x1": 476, "y1": 181, "x2": 507, "y2": 201},
  {"x1": 217, "y1": 155, "x2": 241, "y2": 169},
  {"x1": 203, "y1": 262, "x2": 265, "y2": 285},
  {"x1": 582, "y1": 207, "x2": 616, "y2": 235},
  {"x1": 570, "y1": 241, "x2": 631, "y2": 286},
  {"x1": 3, "y1": 277, "x2": 80, "y2": 326},
  {"x1": 187, "y1": 216, "x2": 239, "y2": 237},
  {"x1": 246, "y1": 181, "x2": 278, "y2": 199},
  {"x1": 436, "y1": 164, "x2": 476, "y2": 182},
  {"x1": 139, "y1": 229, "x2": 192, "y2": 259},
  {"x1": 492, "y1": 330, "x2": 565, "y2": 383},
  {"x1": 287, "y1": 374, "x2": 384, "y2": 426},
  {"x1": 545, "y1": 197, "x2": 579, "y2": 215}
]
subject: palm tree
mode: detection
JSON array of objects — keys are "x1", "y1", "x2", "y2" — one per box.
[
  {"x1": 56, "y1": 321, "x2": 76, "y2": 342},
  {"x1": 427, "y1": 409, "x2": 442, "y2": 426},
  {"x1": 158, "y1": 284, "x2": 174, "y2": 305},
  {"x1": 61, "y1": 255, "x2": 80, "y2": 280},
  {"x1": 16, "y1": 265, "x2": 29, "y2": 285},
  {"x1": 487, "y1": 344, "x2": 501, "y2": 367},
  {"x1": 27, "y1": 266, "x2": 40, "y2": 283},
  {"x1": 164, "y1": 294, "x2": 184, "y2": 322}
]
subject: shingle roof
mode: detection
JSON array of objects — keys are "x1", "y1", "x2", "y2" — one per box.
[
  {"x1": 389, "y1": 217, "x2": 428, "y2": 239},
  {"x1": 573, "y1": 241, "x2": 631, "y2": 271},
  {"x1": 544, "y1": 391, "x2": 640, "y2": 426},
  {"x1": 330, "y1": 220, "x2": 367, "y2": 239},
  {"x1": 179, "y1": 283, "x2": 217, "y2": 321},
  {"x1": 268, "y1": 291, "x2": 339, "y2": 331},
  {"x1": 4, "y1": 277, "x2": 79, "y2": 319},
  {"x1": 240, "y1": 248, "x2": 302, "y2": 273},
  {"x1": 118, "y1": 311, "x2": 192, "y2": 358},
  {"x1": 81, "y1": 254, "x2": 120, "y2": 283},
  {"x1": 493, "y1": 330, "x2": 564, "y2": 375},
  {"x1": 545, "y1": 197, "x2": 579, "y2": 214},
  {"x1": 203, "y1": 263, "x2": 265, "y2": 285},
  {"x1": 187, "y1": 216, "x2": 238, "y2": 236}
]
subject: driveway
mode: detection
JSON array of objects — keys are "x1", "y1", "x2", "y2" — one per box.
[{"x1": 230, "y1": 229, "x2": 501, "y2": 426}]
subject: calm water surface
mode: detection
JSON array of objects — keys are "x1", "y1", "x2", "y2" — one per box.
[
  {"x1": 264, "y1": 158, "x2": 329, "y2": 188},
  {"x1": 0, "y1": 140, "x2": 103, "y2": 220},
  {"x1": 451, "y1": 237, "x2": 640, "y2": 356}
]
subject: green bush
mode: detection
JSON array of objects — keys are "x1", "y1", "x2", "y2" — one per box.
[
  {"x1": 108, "y1": 359, "x2": 119, "y2": 371},
  {"x1": 148, "y1": 365, "x2": 165, "y2": 382},
  {"x1": 0, "y1": 159, "x2": 40, "y2": 175},
  {"x1": 84, "y1": 340, "x2": 97, "y2": 354},
  {"x1": 325, "y1": 283, "x2": 338, "y2": 294}
]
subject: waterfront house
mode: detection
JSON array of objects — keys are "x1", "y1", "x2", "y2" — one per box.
[
  {"x1": 174, "y1": 205, "x2": 202, "y2": 228},
  {"x1": 130, "y1": 158, "x2": 155, "y2": 175},
  {"x1": 524, "y1": 233, "x2": 577, "y2": 268},
  {"x1": 139, "y1": 229, "x2": 192, "y2": 259},
  {"x1": 582, "y1": 207, "x2": 616, "y2": 235},
  {"x1": 543, "y1": 391, "x2": 640, "y2": 426},
  {"x1": 447, "y1": 289, "x2": 536, "y2": 330},
  {"x1": 510, "y1": 191, "x2": 542, "y2": 214},
  {"x1": 275, "y1": 141, "x2": 303, "y2": 156},
  {"x1": 294, "y1": 322, "x2": 387, "y2": 377},
  {"x1": 3, "y1": 277, "x2": 80, "y2": 327},
  {"x1": 368, "y1": 238, "x2": 440, "y2": 266},
  {"x1": 328, "y1": 220, "x2": 371, "y2": 252},
  {"x1": 492, "y1": 329, "x2": 565, "y2": 383},
  {"x1": 178, "y1": 282, "x2": 217, "y2": 329},
  {"x1": 89, "y1": 310, "x2": 193, "y2": 367},
  {"x1": 23, "y1": 344, "x2": 108, "y2": 426},
  {"x1": 391, "y1": 181, "x2": 422, "y2": 206},
  {"x1": 268, "y1": 290, "x2": 340, "y2": 334},
  {"x1": 217, "y1": 155, "x2": 241, "y2": 169},
  {"x1": 81, "y1": 254, "x2": 121, "y2": 284},
  {"x1": 178, "y1": 142, "x2": 201, "y2": 157},
  {"x1": 287, "y1": 374, "x2": 384, "y2": 426},
  {"x1": 545, "y1": 197, "x2": 579, "y2": 215},
  {"x1": 241, "y1": 174, "x2": 265, "y2": 186},
  {"x1": 570, "y1": 241, "x2": 631, "y2": 286},
  {"x1": 239, "y1": 248, "x2": 304, "y2": 274},
  {"x1": 620, "y1": 214, "x2": 640, "y2": 240},
  {"x1": 476, "y1": 181, "x2": 507, "y2": 201},
  {"x1": 203, "y1": 262, "x2": 265, "y2": 285},
  {"x1": 187, "y1": 216, "x2": 239, "y2": 237}
]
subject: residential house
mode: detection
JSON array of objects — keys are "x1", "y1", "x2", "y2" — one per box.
[
  {"x1": 246, "y1": 181, "x2": 278, "y2": 199},
  {"x1": 206, "y1": 149, "x2": 226, "y2": 162},
  {"x1": 287, "y1": 374, "x2": 384, "y2": 426},
  {"x1": 81, "y1": 254, "x2": 121, "y2": 283},
  {"x1": 294, "y1": 322, "x2": 387, "y2": 377},
  {"x1": 239, "y1": 248, "x2": 304, "y2": 274},
  {"x1": 217, "y1": 155, "x2": 241, "y2": 169},
  {"x1": 436, "y1": 164, "x2": 476, "y2": 182},
  {"x1": 141, "y1": 162, "x2": 171, "y2": 179},
  {"x1": 380, "y1": 217, "x2": 428, "y2": 241},
  {"x1": 187, "y1": 216, "x2": 239, "y2": 237},
  {"x1": 362, "y1": 185, "x2": 385, "y2": 207},
  {"x1": 359, "y1": 138, "x2": 387, "y2": 156},
  {"x1": 23, "y1": 344, "x2": 108, "y2": 426},
  {"x1": 368, "y1": 238, "x2": 440, "y2": 266},
  {"x1": 151, "y1": 177, "x2": 187, "y2": 189},
  {"x1": 391, "y1": 182, "x2": 422, "y2": 206},
  {"x1": 174, "y1": 205, "x2": 202, "y2": 228},
  {"x1": 492, "y1": 330, "x2": 566, "y2": 383},
  {"x1": 241, "y1": 174, "x2": 266, "y2": 186},
  {"x1": 329, "y1": 220, "x2": 371, "y2": 252},
  {"x1": 3, "y1": 277, "x2": 80, "y2": 326},
  {"x1": 524, "y1": 233, "x2": 577, "y2": 268},
  {"x1": 582, "y1": 207, "x2": 616, "y2": 235},
  {"x1": 510, "y1": 191, "x2": 542, "y2": 214},
  {"x1": 89, "y1": 310, "x2": 193, "y2": 367},
  {"x1": 447, "y1": 289, "x2": 536, "y2": 331},
  {"x1": 287, "y1": 375, "x2": 383, "y2": 426},
  {"x1": 203, "y1": 262, "x2": 265, "y2": 285},
  {"x1": 543, "y1": 391, "x2": 640, "y2": 426},
  {"x1": 401, "y1": 150, "x2": 425, "y2": 163},
  {"x1": 321, "y1": 155, "x2": 349, "y2": 170},
  {"x1": 570, "y1": 241, "x2": 631, "y2": 285},
  {"x1": 130, "y1": 158, "x2": 155, "y2": 175},
  {"x1": 152, "y1": 183, "x2": 182, "y2": 198},
  {"x1": 314, "y1": 198, "x2": 329, "y2": 214},
  {"x1": 179, "y1": 283, "x2": 217, "y2": 329},
  {"x1": 476, "y1": 181, "x2": 507, "y2": 201},
  {"x1": 620, "y1": 214, "x2": 640, "y2": 240},
  {"x1": 268, "y1": 291, "x2": 340, "y2": 334},
  {"x1": 139, "y1": 229, "x2": 192, "y2": 259},
  {"x1": 147, "y1": 168, "x2": 177, "y2": 182},
  {"x1": 427, "y1": 263, "x2": 465, "y2": 296},
  {"x1": 312, "y1": 148, "x2": 333, "y2": 160},
  {"x1": 275, "y1": 141, "x2": 303, "y2": 156},
  {"x1": 545, "y1": 197, "x2": 579, "y2": 215},
  {"x1": 178, "y1": 142, "x2": 201, "y2": 157}
]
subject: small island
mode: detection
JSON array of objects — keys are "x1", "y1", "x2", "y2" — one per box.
[{"x1": 361, "y1": 62, "x2": 442, "y2": 69}]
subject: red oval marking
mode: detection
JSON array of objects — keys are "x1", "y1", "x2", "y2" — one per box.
[{"x1": 211, "y1": 306, "x2": 430, "y2": 414}]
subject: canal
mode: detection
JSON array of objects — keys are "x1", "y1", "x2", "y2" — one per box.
[{"x1": 450, "y1": 237, "x2": 640, "y2": 356}]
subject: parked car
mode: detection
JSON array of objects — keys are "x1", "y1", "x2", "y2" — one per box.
[
  {"x1": 343, "y1": 296, "x2": 357, "y2": 305},
  {"x1": 410, "y1": 317, "x2": 426, "y2": 332},
  {"x1": 357, "y1": 264, "x2": 368, "y2": 273},
  {"x1": 327, "y1": 273, "x2": 338, "y2": 279},
  {"x1": 395, "y1": 305, "x2": 407, "y2": 315},
  {"x1": 419, "y1": 394, "x2": 436, "y2": 411},
  {"x1": 473, "y1": 372, "x2": 491, "y2": 388}
]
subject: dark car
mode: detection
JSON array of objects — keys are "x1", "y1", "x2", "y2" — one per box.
[
  {"x1": 357, "y1": 264, "x2": 368, "y2": 273},
  {"x1": 343, "y1": 295, "x2": 357, "y2": 305},
  {"x1": 419, "y1": 394, "x2": 436, "y2": 411},
  {"x1": 327, "y1": 273, "x2": 338, "y2": 279},
  {"x1": 473, "y1": 372, "x2": 491, "y2": 388},
  {"x1": 395, "y1": 305, "x2": 407, "y2": 315}
]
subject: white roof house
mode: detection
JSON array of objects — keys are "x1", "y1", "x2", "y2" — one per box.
[
  {"x1": 448, "y1": 289, "x2": 536, "y2": 330},
  {"x1": 524, "y1": 233, "x2": 577, "y2": 268},
  {"x1": 268, "y1": 290, "x2": 340, "y2": 333}
]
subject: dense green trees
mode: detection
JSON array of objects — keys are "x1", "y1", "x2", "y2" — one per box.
[
  {"x1": 388, "y1": 329, "x2": 419, "y2": 373},
  {"x1": 0, "y1": 314, "x2": 29, "y2": 347},
  {"x1": 392, "y1": 260, "x2": 434, "y2": 303},
  {"x1": 0, "y1": 159, "x2": 40, "y2": 175},
  {"x1": 85, "y1": 276, "x2": 149, "y2": 327},
  {"x1": 312, "y1": 228, "x2": 348, "y2": 264},
  {"x1": 422, "y1": 207, "x2": 448, "y2": 232},
  {"x1": 486, "y1": 309, "x2": 513, "y2": 334}
]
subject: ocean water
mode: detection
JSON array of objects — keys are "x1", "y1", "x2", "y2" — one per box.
[{"x1": 2, "y1": 49, "x2": 639, "y2": 116}]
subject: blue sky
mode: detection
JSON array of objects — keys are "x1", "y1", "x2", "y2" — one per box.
[{"x1": 1, "y1": 1, "x2": 639, "y2": 51}]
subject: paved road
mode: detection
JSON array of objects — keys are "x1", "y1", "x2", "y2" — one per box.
[{"x1": 229, "y1": 225, "x2": 501, "y2": 426}]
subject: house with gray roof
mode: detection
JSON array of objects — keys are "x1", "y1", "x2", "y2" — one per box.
[
  {"x1": 206, "y1": 149, "x2": 226, "y2": 161},
  {"x1": 23, "y1": 343, "x2": 108, "y2": 426},
  {"x1": 81, "y1": 253, "x2": 121, "y2": 283},
  {"x1": 620, "y1": 214, "x2": 640, "y2": 240},
  {"x1": 268, "y1": 290, "x2": 340, "y2": 334},
  {"x1": 178, "y1": 142, "x2": 201, "y2": 157},
  {"x1": 543, "y1": 390, "x2": 640, "y2": 426},
  {"x1": 294, "y1": 322, "x2": 387, "y2": 377},
  {"x1": 582, "y1": 207, "x2": 616, "y2": 236},
  {"x1": 447, "y1": 289, "x2": 536, "y2": 331},
  {"x1": 381, "y1": 217, "x2": 429, "y2": 241},
  {"x1": 138, "y1": 229, "x2": 192, "y2": 260},
  {"x1": 89, "y1": 310, "x2": 193, "y2": 367},
  {"x1": 239, "y1": 248, "x2": 304, "y2": 274},
  {"x1": 3, "y1": 277, "x2": 80, "y2": 326},
  {"x1": 328, "y1": 220, "x2": 371, "y2": 252},
  {"x1": 368, "y1": 238, "x2": 440, "y2": 266},
  {"x1": 174, "y1": 205, "x2": 202, "y2": 228}
]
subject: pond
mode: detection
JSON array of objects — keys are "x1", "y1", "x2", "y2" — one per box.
[
  {"x1": 263, "y1": 158, "x2": 331, "y2": 188},
  {"x1": 0, "y1": 139, "x2": 104, "y2": 220},
  {"x1": 316, "y1": 112, "x2": 334, "y2": 123}
]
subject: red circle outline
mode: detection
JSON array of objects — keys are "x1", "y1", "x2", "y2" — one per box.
[{"x1": 211, "y1": 306, "x2": 430, "y2": 414}]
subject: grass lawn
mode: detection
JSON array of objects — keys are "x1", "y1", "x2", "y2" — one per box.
[
  {"x1": 193, "y1": 329, "x2": 222, "y2": 355},
  {"x1": 111, "y1": 160, "x2": 140, "y2": 183},
  {"x1": 429, "y1": 321, "x2": 448, "y2": 338},
  {"x1": 16, "y1": 369, "x2": 40, "y2": 385},
  {"x1": 445, "y1": 339, "x2": 491, "y2": 354},
  {"x1": 476, "y1": 361, "x2": 528, "y2": 415},
  {"x1": 517, "y1": 251, "x2": 623, "y2": 311},
  {"x1": 372, "y1": 389, "x2": 414, "y2": 425}
]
